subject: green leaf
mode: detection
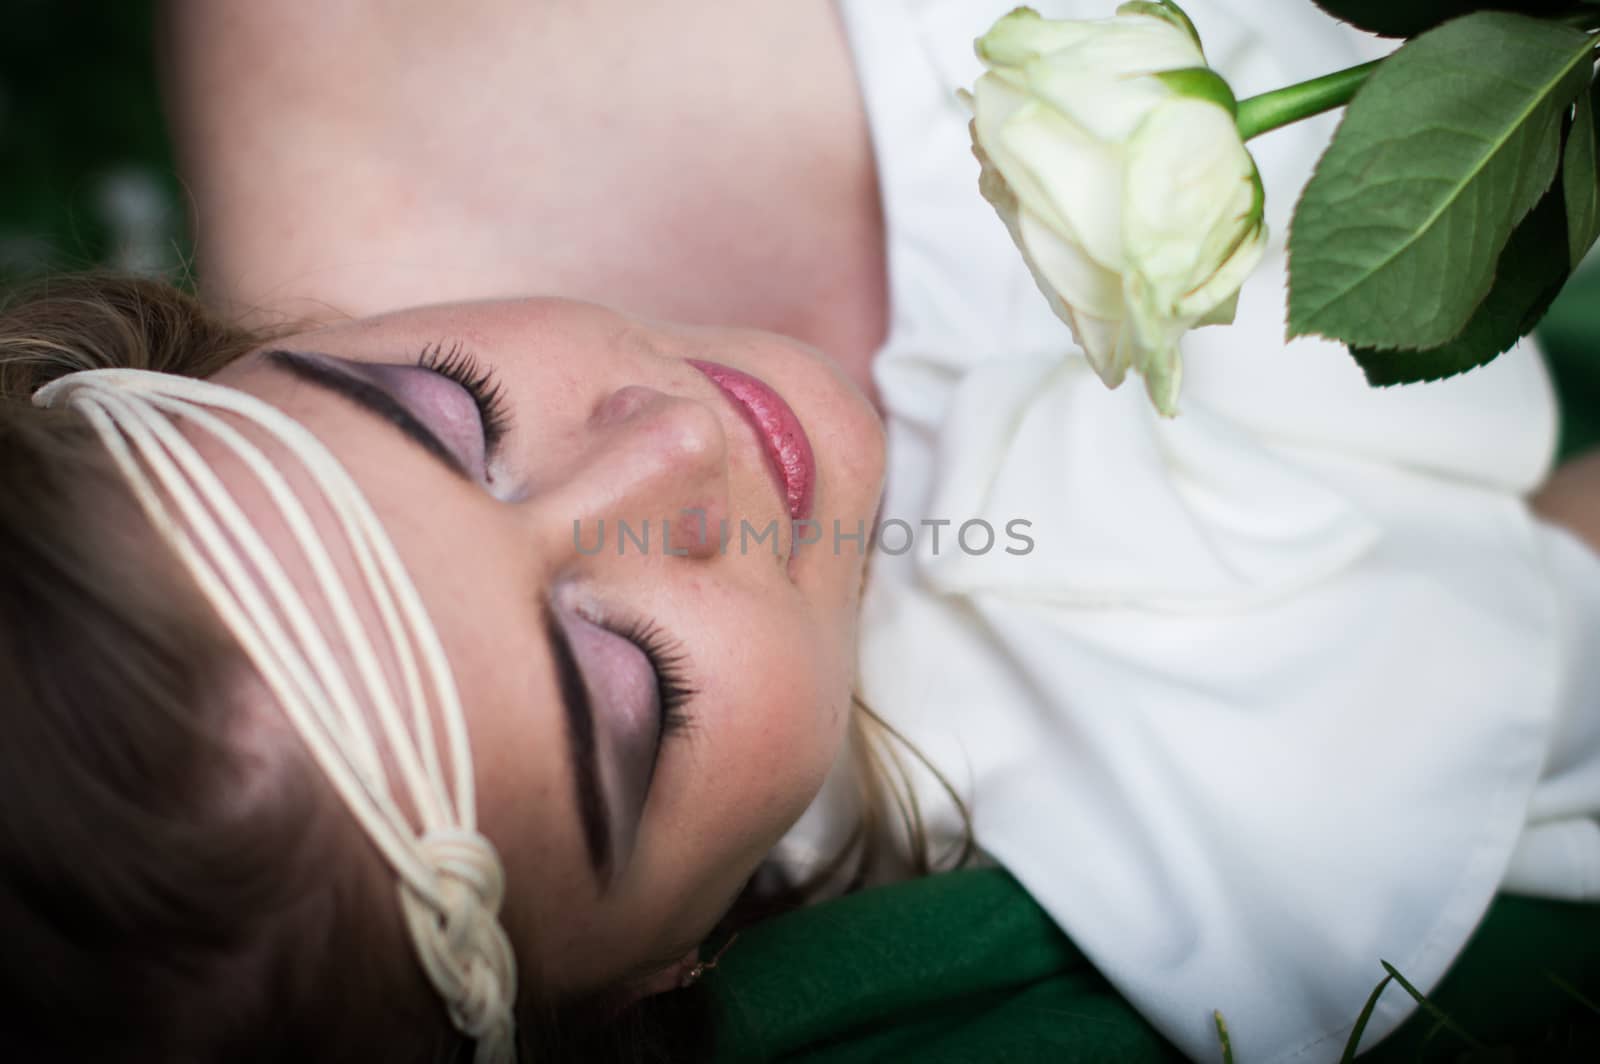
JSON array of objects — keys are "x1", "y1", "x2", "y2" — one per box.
[
  {"x1": 1288, "y1": 12, "x2": 1595, "y2": 351},
  {"x1": 1565, "y1": 74, "x2": 1600, "y2": 270},
  {"x1": 1350, "y1": 164, "x2": 1573, "y2": 385},
  {"x1": 1307, "y1": 0, "x2": 1572, "y2": 38}
]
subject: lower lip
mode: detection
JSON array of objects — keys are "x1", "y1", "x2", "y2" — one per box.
[{"x1": 686, "y1": 359, "x2": 816, "y2": 521}]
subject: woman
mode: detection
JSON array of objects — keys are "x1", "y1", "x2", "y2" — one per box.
[{"x1": 2, "y1": 1, "x2": 1596, "y2": 1061}]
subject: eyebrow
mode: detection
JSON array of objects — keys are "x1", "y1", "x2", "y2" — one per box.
[
  {"x1": 542, "y1": 600, "x2": 614, "y2": 883},
  {"x1": 261, "y1": 349, "x2": 470, "y2": 479}
]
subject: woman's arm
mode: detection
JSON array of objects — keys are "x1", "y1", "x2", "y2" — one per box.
[{"x1": 160, "y1": 0, "x2": 886, "y2": 375}]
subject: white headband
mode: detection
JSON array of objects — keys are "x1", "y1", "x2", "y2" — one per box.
[{"x1": 34, "y1": 369, "x2": 517, "y2": 1061}]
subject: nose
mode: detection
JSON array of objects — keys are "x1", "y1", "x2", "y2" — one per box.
[{"x1": 527, "y1": 385, "x2": 730, "y2": 562}]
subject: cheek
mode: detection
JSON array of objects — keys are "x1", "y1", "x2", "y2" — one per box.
[{"x1": 703, "y1": 608, "x2": 856, "y2": 837}]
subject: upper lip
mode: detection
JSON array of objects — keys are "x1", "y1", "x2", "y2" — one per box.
[{"x1": 685, "y1": 359, "x2": 816, "y2": 526}]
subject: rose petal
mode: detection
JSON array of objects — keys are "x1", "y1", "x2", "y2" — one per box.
[
  {"x1": 1180, "y1": 221, "x2": 1267, "y2": 323},
  {"x1": 1019, "y1": 207, "x2": 1128, "y2": 321},
  {"x1": 977, "y1": 7, "x2": 1101, "y2": 69},
  {"x1": 1069, "y1": 310, "x2": 1133, "y2": 388},
  {"x1": 1194, "y1": 286, "x2": 1242, "y2": 328},
  {"x1": 1024, "y1": 21, "x2": 1205, "y2": 143},
  {"x1": 1001, "y1": 101, "x2": 1127, "y2": 271},
  {"x1": 1139, "y1": 339, "x2": 1184, "y2": 416},
  {"x1": 972, "y1": 79, "x2": 1077, "y2": 239},
  {"x1": 1123, "y1": 99, "x2": 1261, "y2": 321}
]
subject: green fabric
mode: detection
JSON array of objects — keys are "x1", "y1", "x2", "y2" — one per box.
[{"x1": 704, "y1": 868, "x2": 1600, "y2": 1063}]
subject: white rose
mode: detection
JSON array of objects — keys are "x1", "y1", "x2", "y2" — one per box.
[{"x1": 967, "y1": 2, "x2": 1267, "y2": 416}]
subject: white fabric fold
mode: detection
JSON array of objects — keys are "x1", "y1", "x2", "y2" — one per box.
[{"x1": 914, "y1": 355, "x2": 1383, "y2": 609}]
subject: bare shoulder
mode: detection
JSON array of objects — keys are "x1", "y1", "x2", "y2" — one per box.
[{"x1": 164, "y1": 0, "x2": 886, "y2": 376}]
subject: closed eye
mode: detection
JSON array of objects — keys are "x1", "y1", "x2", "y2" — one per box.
[
  {"x1": 416, "y1": 342, "x2": 513, "y2": 459},
  {"x1": 549, "y1": 599, "x2": 699, "y2": 885},
  {"x1": 609, "y1": 615, "x2": 696, "y2": 750}
]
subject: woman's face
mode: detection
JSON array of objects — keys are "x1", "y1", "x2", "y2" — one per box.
[{"x1": 207, "y1": 296, "x2": 886, "y2": 998}]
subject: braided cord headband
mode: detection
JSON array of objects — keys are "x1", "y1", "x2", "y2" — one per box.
[{"x1": 33, "y1": 368, "x2": 517, "y2": 1061}]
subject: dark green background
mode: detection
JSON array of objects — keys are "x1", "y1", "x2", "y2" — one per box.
[{"x1": 0, "y1": 1, "x2": 183, "y2": 285}]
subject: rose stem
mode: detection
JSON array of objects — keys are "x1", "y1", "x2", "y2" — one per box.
[
  {"x1": 1234, "y1": 60, "x2": 1381, "y2": 141},
  {"x1": 1236, "y1": 8, "x2": 1600, "y2": 144}
]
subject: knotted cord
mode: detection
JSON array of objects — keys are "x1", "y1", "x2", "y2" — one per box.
[{"x1": 33, "y1": 368, "x2": 517, "y2": 1062}]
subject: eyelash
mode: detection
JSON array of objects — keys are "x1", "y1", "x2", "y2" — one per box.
[
  {"x1": 610, "y1": 615, "x2": 696, "y2": 738},
  {"x1": 416, "y1": 341, "x2": 514, "y2": 456}
]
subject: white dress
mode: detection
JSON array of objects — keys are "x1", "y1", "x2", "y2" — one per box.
[{"x1": 776, "y1": 1, "x2": 1600, "y2": 1061}]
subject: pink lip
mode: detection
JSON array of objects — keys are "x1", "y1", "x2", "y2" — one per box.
[{"x1": 686, "y1": 359, "x2": 815, "y2": 521}]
